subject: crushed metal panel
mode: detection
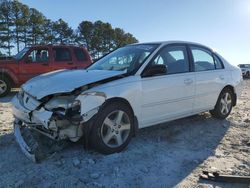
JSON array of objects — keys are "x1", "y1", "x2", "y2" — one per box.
[
  {"x1": 14, "y1": 121, "x2": 37, "y2": 162},
  {"x1": 32, "y1": 108, "x2": 53, "y2": 129},
  {"x1": 78, "y1": 92, "x2": 106, "y2": 117}
]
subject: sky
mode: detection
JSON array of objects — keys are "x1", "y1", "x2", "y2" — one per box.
[{"x1": 20, "y1": 0, "x2": 250, "y2": 65}]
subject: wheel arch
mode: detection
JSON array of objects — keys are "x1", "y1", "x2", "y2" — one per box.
[
  {"x1": 0, "y1": 69, "x2": 18, "y2": 86},
  {"x1": 82, "y1": 96, "x2": 139, "y2": 150}
]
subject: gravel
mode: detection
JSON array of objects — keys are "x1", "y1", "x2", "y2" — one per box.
[{"x1": 0, "y1": 80, "x2": 249, "y2": 188}]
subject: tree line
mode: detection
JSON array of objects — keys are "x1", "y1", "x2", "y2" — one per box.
[{"x1": 0, "y1": 0, "x2": 138, "y2": 59}]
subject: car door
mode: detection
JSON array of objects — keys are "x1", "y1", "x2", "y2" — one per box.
[
  {"x1": 50, "y1": 47, "x2": 77, "y2": 71},
  {"x1": 18, "y1": 47, "x2": 51, "y2": 84},
  {"x1": 190, "y1": 45, "x2": 227, "y2": 112},
  {"x1": 140, "y1": 45, "x2": 195, "y2": 127},
  {"x1": 73, "y1": 47, "x2": 92, "y2": 69}
]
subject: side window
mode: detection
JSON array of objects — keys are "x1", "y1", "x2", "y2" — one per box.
[
  {"x1": 53, "y1": 48, "x2": 72, "y2": 61},
  {"x1": 214, "y1": 55, "x2": 223, "y2": 69},
  {"x1": 74, "y1": 48, "x2": 87, "y2": 61},
  {"x1": 27, "y1": 49, "x2": 49, "y2": 63},
  {"x1": 152, "y1": 46, "x2": 189, "y2": 74},
  {"x1": 191, "y1": 47, "x2": 215, "y2": 71}
]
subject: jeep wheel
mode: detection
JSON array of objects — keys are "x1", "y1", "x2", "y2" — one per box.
[{"x1": 0, "y1": 77, "x2": 11, "y2": 97}]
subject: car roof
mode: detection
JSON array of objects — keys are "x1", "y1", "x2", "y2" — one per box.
[
  {"x1": 128, "y1": 40, "x2": 214, "y2": 51},
  {"x1": 27, "y1": 44, "x2": 86, "y2": 48}
]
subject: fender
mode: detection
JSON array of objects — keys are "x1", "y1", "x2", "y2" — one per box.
[
  {"x1": 77, "y1": 92, "x2": 107, "y2": 122},
  {"x1": 0, "y1": 68, "x2": 19, "y2": 85}
]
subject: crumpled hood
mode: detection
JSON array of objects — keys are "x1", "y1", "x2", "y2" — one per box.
[{"x1": 22, "y1": 69, "x2": 125, "y2": 100}]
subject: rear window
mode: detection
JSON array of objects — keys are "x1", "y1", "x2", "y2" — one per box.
[
  {"x1": 214, "y1": 55, "x2": 224, "y2": 69},
  {"x1": 239, "y1": 64, "x2": 250, "y2": 68},
  {"x1": 53, "y1": 48, "x2": 72, "y2": 61},
  {"x1": 74, "y1": 48, "x2": 87, "y2": 61}
]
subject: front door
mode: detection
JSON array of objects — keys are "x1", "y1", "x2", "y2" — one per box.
[
  {"x1": 19, "y1": 47, "x2": 51, "y2": 84},
  {"x1": 140, "y1": 45, "x2": 195, "y2": 127}
]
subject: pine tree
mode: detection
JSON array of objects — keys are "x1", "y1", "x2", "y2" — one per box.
[
  {"x1": 52, "y1": 18, "x2": 74, "y2": 44},
  {"x1": 27, "y1": 8, "x2": 45, "y2": 45},
  {"x1": 0, "y1": 0, "x2": 14, "y2": 56}
]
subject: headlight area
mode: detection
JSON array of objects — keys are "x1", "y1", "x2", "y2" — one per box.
[{"x1": 39, "y1": 96, "x2": 84, "y2": 142}]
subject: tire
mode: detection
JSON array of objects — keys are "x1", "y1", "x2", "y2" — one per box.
[
  {"x1": 90, "y1": 102, "x2": 134, "y2": 154},
  {"x1": 247, "y1": 71, "x2": 250, "y2": 78},
  {"x1": 210, "y1": 88, "x2": 234, "y2": 119},
  {"x1": 0, "y1": 77, "x2": 11, "y2": 97}
]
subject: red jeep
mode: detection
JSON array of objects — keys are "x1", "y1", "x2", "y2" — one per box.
[{"x1": 0, "y1": 45, "x2": 92, "y2": 97}]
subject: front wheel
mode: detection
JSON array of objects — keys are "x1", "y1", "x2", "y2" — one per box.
[
  {"x1": 90, "y1": 102, "x2": 134, "y2": 154},
  {"x1": 210, "y1": 88, "x2": 233, "y2": 119}
]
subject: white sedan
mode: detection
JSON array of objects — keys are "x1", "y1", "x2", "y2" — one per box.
[{"x1": 12, "y1": 41, "x2": 243, "y2": 161}]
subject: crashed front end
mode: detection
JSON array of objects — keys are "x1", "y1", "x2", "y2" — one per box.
[{"x1": 12, "y1": 88, "x2": 102, "y2": 162}]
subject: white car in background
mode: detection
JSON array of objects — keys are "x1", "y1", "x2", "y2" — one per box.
[
  {"x1": 12, "y1": 41, "x2": 243, "y2": 161},
  {"x1": 238, "y1": 64, "x2": 250, "y2": 78}
]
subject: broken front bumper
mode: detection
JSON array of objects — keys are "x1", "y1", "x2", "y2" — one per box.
[{"x1": 14, "y1": 120, "x2": 39, "y2": 162}]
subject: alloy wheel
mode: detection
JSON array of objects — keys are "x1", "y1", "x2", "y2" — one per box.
[
  {"x1": 220, "y1": 92, "x2": 232, "y2": 115},
  {"x1": 101, "y1": 110, "x2": 131, "y2": 148}
]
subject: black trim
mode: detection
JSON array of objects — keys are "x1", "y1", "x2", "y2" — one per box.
[{"x1": 213, "y1": 54, "x2": 225, "y2": 69}]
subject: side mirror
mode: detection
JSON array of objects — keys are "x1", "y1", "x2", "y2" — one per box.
[{"x1": 142, "y1": 64, "x2": 167, "y2": 77}]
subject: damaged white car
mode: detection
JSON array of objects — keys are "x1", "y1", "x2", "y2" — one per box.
[{"x1": 12, "y1": 41, "x2": 243, "y2": 162}]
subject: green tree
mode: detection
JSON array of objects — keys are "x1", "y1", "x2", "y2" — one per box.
[
  {"x1": 27, "y1": 8, "x2": 46, "y2": 45},
  {"x1": 17, "y1": 2, "x2": 29, "y2": 48},
  {"x1": 52, "y1": 19, "x2": 74, "y2": 44},
  {"x1": 41, "y1": 19, "x2": 54, "y2": 44},
  {"x1": 0, "y1": 0, "x2": 14, "y2": 56},
  {"x1": 77, "y1": 21, "x2": 94, "y2": 49},
  {"x1": 77, "y1": 20, "x2": 138, "y2": 59},
  {"x1": 113, "y1": 28, "x2": 138, "y2": 48},
  {"x1": 12, "y1": 0, "x2": 25, "y2": 52}
]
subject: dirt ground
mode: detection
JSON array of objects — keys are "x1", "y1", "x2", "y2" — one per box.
[{"x1": 0, "y1": 80, "x2": 249, "y2": 188}]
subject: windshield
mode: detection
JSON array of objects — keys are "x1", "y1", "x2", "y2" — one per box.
[
  {"x1": 239, "y1": 64, "x2": 250, "y2": 68},
  {"x1": 87, "y1": 44, "x2": 159, "y2": 74},
  {"x1": 14, "y1": 47, "x2": 30, "y2": 60}
]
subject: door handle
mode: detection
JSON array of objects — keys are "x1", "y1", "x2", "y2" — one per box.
[
  {"x1": 219, "y1": 75, "x2": 225, "y2": 80},
  {"x1": 184, "y1": 79, "x2": 193, "y2": 85}
]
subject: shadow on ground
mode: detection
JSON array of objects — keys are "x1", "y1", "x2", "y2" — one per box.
[
  {"x1": 0, "y1": 113, "x2": 240, "y2": 188},
  {"x1": 0, "y1": 91, "x2": 17, "y2": 103}
]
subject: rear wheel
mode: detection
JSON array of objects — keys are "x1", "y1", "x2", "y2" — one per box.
[
  {"x1": 0, "y1": 77, "x2": 11, "y2": 97},
  {"x1": 90, "y1": 102, "x2": 134, "y2": 154},
  {"x1": 210, "y1": 88, "x2": 233, "y2": 119}
]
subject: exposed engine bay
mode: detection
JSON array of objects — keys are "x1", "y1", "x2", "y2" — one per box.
[{"x1": 12, "y1": 72, "x2": 124, "y2": 162}]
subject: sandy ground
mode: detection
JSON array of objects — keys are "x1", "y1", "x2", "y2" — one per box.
[{"x1": 0, "y1": 80, "x2": 249, "y2": 188}]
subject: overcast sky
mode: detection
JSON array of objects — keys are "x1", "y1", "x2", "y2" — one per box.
[{"x1": 21, "y1": 0, "x2": 250, "y2": 65}]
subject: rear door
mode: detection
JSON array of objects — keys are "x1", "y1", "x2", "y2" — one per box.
[
  {"x1": 190, "y1": 45, "x2": 226, "y2": 112},
  {"x1": 51, "y1": 47, "x2": 77, "y2": 71},
  {"x1": 73, "y1": 47, "x2": 92, "y2": 69},
  {"x1": 140, "y1": 45, "x2": 195, "y2": 127},
  {"x1": 18, "y1": 47, "x2": 51, "y2": 84}
]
